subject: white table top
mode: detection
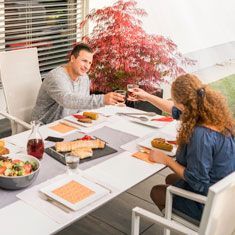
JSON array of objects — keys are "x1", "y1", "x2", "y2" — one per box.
[{"x1": 1, "y1": 106, "x2": 178, "y2": 235}]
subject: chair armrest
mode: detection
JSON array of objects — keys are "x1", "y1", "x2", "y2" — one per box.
[
  {"x1": 164, "y1": 185, "x2": 207, "y2": 232},
  {"x1": 168, "y1": 186, "x2": 207, "y2": 204},
  {"x1": 0, "y1": 111, "x2": 31, "y2": 129},
  {"x1": 132, "y1": 207, "x2": 197, "y2": 235}
]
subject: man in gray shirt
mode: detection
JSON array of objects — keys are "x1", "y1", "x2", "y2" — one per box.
[{"x1": 32, "y1": 43, "x2": 124, "y2": 124}]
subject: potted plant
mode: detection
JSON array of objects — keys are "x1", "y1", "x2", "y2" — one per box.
[{"x1": 80, "y1": 0, "x2": 195, "y2": 107}]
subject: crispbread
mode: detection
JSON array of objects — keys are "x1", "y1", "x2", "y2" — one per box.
[
  {"x1": 71, "y1": 147, "x2": 93, "y2": 159},
  {"x1": 52, "y1": 180, "x2": 95, "y2": 204},
  {"x1": 55, "y1": 139, "x2": 105, "y2": 152}
]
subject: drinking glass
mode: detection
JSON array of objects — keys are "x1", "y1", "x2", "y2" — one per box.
[
  {"x1": 114, "y1": 90, "x2": 127, "y2": 106},
  {"x1": 65, "y1": 154, "x2": 80, "y2": 175},
  {"x1": 127, "y1": 84, "x2": 139, "y2": 100}
]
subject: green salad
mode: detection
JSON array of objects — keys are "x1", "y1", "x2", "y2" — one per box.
[{"x1": 0, "y1": 157, "x2": 38, "y2": 176}]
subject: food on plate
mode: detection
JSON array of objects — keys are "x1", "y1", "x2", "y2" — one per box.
[
  {"x1": 55, "y1": 139, "x2": 105, "y2": 152},
  {"x1": 151, "y1": 138, "x2": 173, "y2": 152},
  {"x1": 139, "y1": 146, "x2": 150, "y2": 154},
  {"x1": 0, "y1": 140, "x2": 5, "y2": 148},
  {"x1": 80, "y1": 135, "x2": 93, "y2": 141},
  {"x1": 71, "y1": 147, "x2": 93, "y2": 159},
  {"x1": 72, "y1": 112, "x2": 99, "y2": 123},
  {"x1": 151, "y1": 116, "x2": 174, "y2": 122},
  {"x1": 0, "y1": 140, "x2": 9, "y2": 155},
  {"x1": 0, "y1": 147, "x2": 10, "y2": 155},
  {"x1": 0, "y1": 156, "x2": 38, "y2": 176},
  {"x1": 83, "y1": 112, "x2": 99, "y2": 120},
  {"x1": 72, "y1": 114, "x2": 92, "y2": 123},
  {"x1": 76, "y1": 117, "x2": 92, "y2": 123},
  {"x1": 166, "y1": 140, "x2": 177, "y2": 145},
  {"x1": 52, "y1": 180, "x2": 95, "y2": 204},
  {"x1": 73, "y1": 114, "x2": 87, "y2": 119}
]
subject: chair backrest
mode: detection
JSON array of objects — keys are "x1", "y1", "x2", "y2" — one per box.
[
  {"x1": 199, "y1": 171, "x2": 235, "y2": 235},
  {"x1": 0, "y1": 48, "x2": 42, "y2": 132}
]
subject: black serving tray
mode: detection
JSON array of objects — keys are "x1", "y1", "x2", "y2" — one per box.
[{"x1": 45, "y1": 142, "x2": 117, "y2": 165}]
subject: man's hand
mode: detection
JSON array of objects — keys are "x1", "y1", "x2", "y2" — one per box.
[{"x1": 104, "y1": 92, "x2": 125, "y2": 105}]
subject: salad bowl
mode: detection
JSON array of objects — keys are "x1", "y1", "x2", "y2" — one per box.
[{"x1": 0, "y1": 154, "x2": 40, "y2": 190}]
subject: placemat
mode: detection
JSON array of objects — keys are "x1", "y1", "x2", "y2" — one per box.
[{"x1": 49, "y1": 123, "x2": 77, "y2": 134}]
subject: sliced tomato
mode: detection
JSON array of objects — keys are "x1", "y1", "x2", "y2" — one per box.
[
  {"x1": 80, "y1": 135, "x2": 93, "y2": 141},
  {"x1": 12, "y1": 159, "x2": 21, "y2": 164},
  {"x1": 0, "y1": 166, "x2": 7, "y2": 174},
  {"x1": 23, "y1": 164, "x2": 32, "y2": 174},
  {"x1": 151, "y1": 116, "x2": 174, "y2": 122},
  {"x1": 167, "y1": 140, "x2": 177, "y2": 145},
  {"x1": 73, "y1": 114, "x2": 86, "y2": 119}
]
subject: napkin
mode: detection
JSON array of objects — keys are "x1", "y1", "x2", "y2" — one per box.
[
  {"x1": 52, "y1": 180, "x2": 95, "y2": 204},
  {"x1": 151, "y1": 116, "x2": 174, "y2": 122}
]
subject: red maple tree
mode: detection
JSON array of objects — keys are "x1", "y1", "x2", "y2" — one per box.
[{"x1": 80, "y1": 0, "x2": 195, "y2": 93}]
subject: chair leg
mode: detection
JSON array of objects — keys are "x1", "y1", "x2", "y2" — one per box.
[
  {"x1": 164, "y1": 187, "x2": 174, "y2": 235},
  {"x1": 11, "y1": 121, "x2": 17, "y2": 135},
  {"x1": 131, "y1": 210, "x2": 140, "y2": 235}
]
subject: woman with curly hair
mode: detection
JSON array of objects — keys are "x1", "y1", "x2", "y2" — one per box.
[{"x1": 131, "y1": 73, "x2": 235, "y2": 221}]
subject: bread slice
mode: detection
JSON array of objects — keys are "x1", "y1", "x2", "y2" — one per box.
[
  {"x1": 71, "y1": 147, "x2": 93, "y2": 159},
  {"x1": 151, "y1": 138, "x2": 173, "y2": 152},
  {"x1": 76, "y1": 117, "x2": 92, "y2": 123},
  {"x1": 0, "y1": 147, "x2": 10, "y2": 155},
  {"x1": 55, "y1": 139, "x2": 105, "y2": 152},
  {"x1": 83, "y1": 112, "x2": 99, "y2": 120},
  {"x1": 0, "y1": 140, "x2": 5, "y2": 148}
]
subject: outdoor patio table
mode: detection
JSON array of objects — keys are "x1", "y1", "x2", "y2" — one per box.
[{"x1": 0, "y1": 106, "x2": 178, "y2": 235}]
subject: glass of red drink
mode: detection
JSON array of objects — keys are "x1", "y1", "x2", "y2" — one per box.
[{"x1": 127, "y1": 84, "x2": 139, "y2": 100}]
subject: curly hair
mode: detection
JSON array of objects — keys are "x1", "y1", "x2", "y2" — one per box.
[{"x1": 171, "y1": 74, "x2": 235, "y2": 146}]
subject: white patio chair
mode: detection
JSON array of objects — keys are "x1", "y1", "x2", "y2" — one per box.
[
  {"x1": 131, "y1": 171, "x2": 235, "y2": 235},
  {"x1": 0, "y1": 48, "x2": 42, "y2": 134}
]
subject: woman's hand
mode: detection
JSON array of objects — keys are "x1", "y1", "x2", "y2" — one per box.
[
  {"x1": 149, "y1": 149, "x2": 169, "y2": 165},
  {"x1": 149, "y1": 149, "x2": 185, "y2": 179},
  {"x1": 128, "y1": 88, "x2": 151, "y2": 102}
]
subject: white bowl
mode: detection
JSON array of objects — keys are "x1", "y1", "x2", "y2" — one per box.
[{"x1": 0, "y1": 154, "x2": 40, "y2": 190}]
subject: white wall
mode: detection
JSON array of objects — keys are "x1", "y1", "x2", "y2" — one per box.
[{"x1": 89, "y1": 0, "x2": 235, "y2": 53}]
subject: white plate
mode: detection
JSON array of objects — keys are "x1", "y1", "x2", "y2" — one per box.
[
  {"x1": 63, "y1": 113, "x2": 107, "y2": 128},
  {"x1": 39, "y1": 174, "x2": 109, "y2": 211},
  {"x1": 138, "y1": 134, "x2": 177, "y2": 156},
  {"x1": 4, "y1": 141, "x2": 23, "y2": 155},
  {"x1": 129, "y1": 115, "x2": 172, "y2": 129}
]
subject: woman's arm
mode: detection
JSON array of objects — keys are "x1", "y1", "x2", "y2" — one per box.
[
  {"x1": 131, "y1": 88, "x2": 174, "y2": 114},
  {"x1": 166, "y1": 157, "x2": 185, "y2": 179},
  {"x1": 149, "y1": 149, "x2": 185, "y2": 179},
  {"x1": 145, "y1": 93, "x2": 174, "y2": 114}
]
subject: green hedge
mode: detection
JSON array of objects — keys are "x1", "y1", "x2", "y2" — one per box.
[{"x1": 209, "y1": 74, "x2": 235, "y2": 117}]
